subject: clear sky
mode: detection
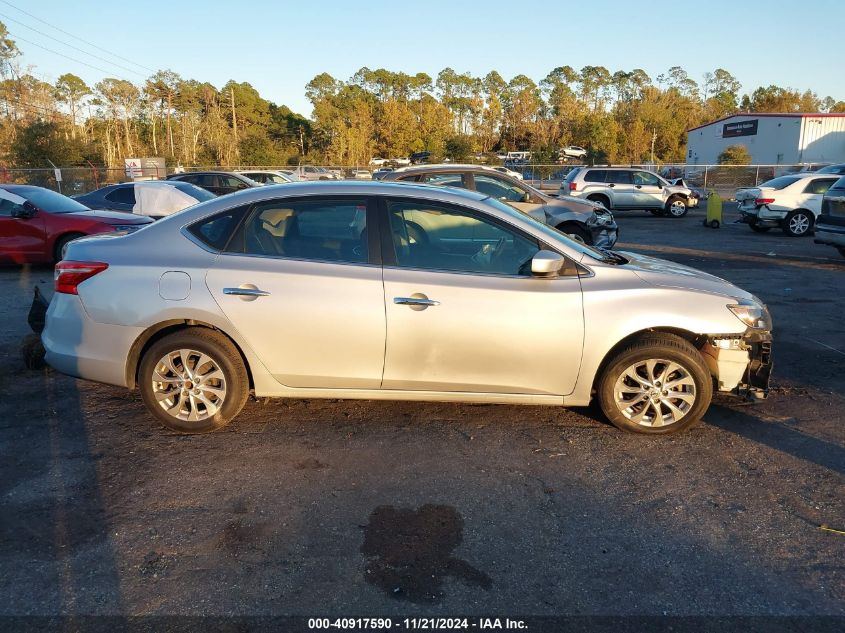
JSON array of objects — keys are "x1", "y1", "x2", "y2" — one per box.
[{"x1": 4, "y1": 0, "x2": 844, "y2": 116}]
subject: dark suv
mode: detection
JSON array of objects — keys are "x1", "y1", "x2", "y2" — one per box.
[
  {"x1": 166, "y1": 171, "x2": 261, "y2": 196},
  {"x1": 814, "y1": 175, "x2": 845, "y2": 258}
]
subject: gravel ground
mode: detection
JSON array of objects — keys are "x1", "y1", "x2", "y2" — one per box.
[{"x1": 0, "y1": 204, "x2": 843, "y2": 622}]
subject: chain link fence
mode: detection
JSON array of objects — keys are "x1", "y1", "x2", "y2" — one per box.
[{"x1": 0, "y1": 163, "x2": 822, "y2": 199}]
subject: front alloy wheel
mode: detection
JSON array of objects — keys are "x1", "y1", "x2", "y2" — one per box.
[
  {"x1": 612, "y1": 359, "x2": 696, "y2": 427},
  {"x1": 666, "y1": 197, "x2": 688, "y2": 218},
  {"x1": 597, "y1": 333, "x2": 712, "y2": 434}
]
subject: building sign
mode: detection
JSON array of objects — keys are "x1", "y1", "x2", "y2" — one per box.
[
  {"x1": 124, "y1": 157, "x2": 166, "y2": 179},
  {"x1": 723, "y1": 119, "x2": 758, "y2": 138}
]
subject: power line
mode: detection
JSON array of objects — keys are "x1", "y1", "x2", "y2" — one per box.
[
  {"x1": 0, "y1": 0, "x2": 157, "y2": 74},
  {"x1": 7, "y1": 31, "x2": 134, "y2": 82},
  {"x1": 0, "y1": 11, "x2": 147, "y2": 78}
]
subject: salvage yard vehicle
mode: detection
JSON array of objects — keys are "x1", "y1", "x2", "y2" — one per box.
[
  {"x1": 814, "y1": 175, "x2": 845, "y2": 258},
  {"x1": 0, "y1": 185, "x2": 151, "y2": 264},
  {"x1": 736, "y1": 173, "x2": 839, "y2": 236},
  {"x1": 562, "y1": 167, "x2": 696, "y2": 217},
  {"x1": 287, "y1": 165, "x2": 340, "y2": 181},
  {"x1": 74, "y1": 181, "x2": 216, "y2": 218},
  {"x1": 166, "y1": 171, "x2": 262, "y2": 196},
  {"x1": 236, "y1": 170, "x2": 295, "y2": 184},
  {"x1": 43, "y1": 181, "x2": 772, "y2": 435},
  {"x1": 383, "y1": 164, "x2": 618, "y2": 248}
]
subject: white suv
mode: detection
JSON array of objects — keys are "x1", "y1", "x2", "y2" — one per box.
[{"x1": 562, "y1": 167, "x2": 695, "y2": 217}]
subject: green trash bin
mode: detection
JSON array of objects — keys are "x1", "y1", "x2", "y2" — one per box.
[{"x1": 705, "y1": 192, "x2": 722, "y2": 229}]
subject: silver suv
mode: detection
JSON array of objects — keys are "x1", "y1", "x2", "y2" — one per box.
[{"x1": 563, "y1": 167, "x2": 695, "y2": 217}]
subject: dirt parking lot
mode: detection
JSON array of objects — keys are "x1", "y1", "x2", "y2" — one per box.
[{"x1": 0, "y1": 204, "x2": 843, "y2": 623}]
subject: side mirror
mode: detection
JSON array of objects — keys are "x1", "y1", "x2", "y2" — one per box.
[
  {"x1": 531, "y1": 250, "x2": 566, "y2": 277},
  {"x1": 12, "y1": 202, "x2": 37, "y2": 219}
]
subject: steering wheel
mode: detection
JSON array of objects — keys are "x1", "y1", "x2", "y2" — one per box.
[{"x1": 471, "y1": 237, "x2": 506, "y2": 268}]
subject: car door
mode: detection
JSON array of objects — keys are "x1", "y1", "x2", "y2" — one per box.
[
  {"x1": 0, "y1": 193, "x2": 47, "y2": 263},
  {"x1": 604, "y1": 170, "x2": 634, "y2": 208},
  {"x1": 205, "y1": 196, "x2": 385, "y2": 389},
  {"x1": 381, "y1": 197, "x2": 584, "y2": 395},
  {"x1": 631, "y1": 171, "x2": 665, "y2": 209},
  {"x1": 801, "y1": 178, "x2": 838, "y2": 215}
]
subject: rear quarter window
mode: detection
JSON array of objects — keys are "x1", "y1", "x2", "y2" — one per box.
[
  {"x1": 187, "y1": 206, "x2": 247, "y2": 251},
  {"x1": 584, "y1": 170, "x2": 607, "y2": 183}
]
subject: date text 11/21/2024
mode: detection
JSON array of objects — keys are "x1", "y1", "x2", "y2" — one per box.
[{"x1": 307, "y1": 618, "x2": 528, "y2": 629}]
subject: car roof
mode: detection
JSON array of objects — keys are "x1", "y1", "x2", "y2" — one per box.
[
  {"x1": 392, "y1": 163, "x2": 504, "y2": 174},
  {"x1": 168, "y1": 171, "x2": 243, "y2": 177}
]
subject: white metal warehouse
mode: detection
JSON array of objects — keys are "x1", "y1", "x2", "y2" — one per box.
[{"x1": 686, "y1": 113, "x2": 845, "y2": 165}]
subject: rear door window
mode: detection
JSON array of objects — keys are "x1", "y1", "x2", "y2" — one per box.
[
  {"x1": 104, "y1": 187, "x2": 136, "y2": 205},
  {"x1": 605, "y1": 171, "x2": 632, "y2": 184},
  {"x1": 422, "y1": 173, "x2": 468, "y2": 188}
]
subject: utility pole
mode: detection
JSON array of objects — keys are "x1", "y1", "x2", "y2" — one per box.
[{"x1": 650, "y1": 129, "x2": 657, "y2": 165}]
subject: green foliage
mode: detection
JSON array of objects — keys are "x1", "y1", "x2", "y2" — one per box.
[
  {"x1": 444, "y1": 136, "x2": 473, "y2": 162},
  {"x1": 718, "y1": 144, "x2": 752, "y2": 165},
  {"x1": 11, "y1": 120, "x2": 89, "y2": 166}
]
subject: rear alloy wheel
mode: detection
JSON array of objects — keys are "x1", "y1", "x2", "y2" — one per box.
[
  {"x1": 597, "y1": 334, "x2": 712, "y2": 434},
  {"x1": 139, "y1": 329, "x2": 249, "y2": 433},
  {"x1": 782, "y1": 210, "x2": 813, "y2": 237},
  {"x1": 749, "y1": 220, "x2": 771, "y2": 233},
  {"x1": 665, "y1": 196, "x2": 688, "y2": 218}
]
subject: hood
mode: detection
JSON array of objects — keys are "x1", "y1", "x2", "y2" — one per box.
[
  {"x1": 619, "y1": 250, "x2": 754, "y2": 301},
  {"x1": 65, "y1": 209, "x2": 152, "y2": 224}
]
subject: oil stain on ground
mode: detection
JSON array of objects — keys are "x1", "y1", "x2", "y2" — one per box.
[{"x1": 360, "y1": 504, "x2": 492, "y2": 603}]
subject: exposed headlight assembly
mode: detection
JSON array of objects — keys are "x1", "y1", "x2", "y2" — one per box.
[{"x1": 727, "y1": 300, "x2": 772, "y2": 330}]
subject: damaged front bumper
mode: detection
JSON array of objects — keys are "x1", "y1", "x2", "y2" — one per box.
[{"x1": 701, "y1": 329, "x2": 772, "y2": 401}]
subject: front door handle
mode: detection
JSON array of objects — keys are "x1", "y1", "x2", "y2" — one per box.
[
  {"x1": 223, "y1": 286, "x2": 270, "y2": 301},
  {"x1": 394, "y1": 295, "x2": 440, "y2": 310}
]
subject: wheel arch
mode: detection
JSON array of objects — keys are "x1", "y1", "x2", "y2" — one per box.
[
  {"x1": 125, "y1": 319, "x2": 255, "y2": 391},
  {"x1": 586, "y1": 193, "x2": 611, "y2": 208},
  {"x1": 52, "y1": 231, "x2": 87, "y2": 262},
  {"x1": 590, "y1": 326, "x2": 705, "y2": 393}
]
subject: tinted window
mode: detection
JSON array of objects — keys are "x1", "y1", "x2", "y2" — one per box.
[
  {"x1": 803, "y1": 179, "x2": 837, "y2": 195},
  {"x1": 169, "y1": 182, "x2": 216, "y2": 202},
  {"x1": 473, "y1": 174, "x2": 528, "y2": 202},
  {"x1": 605, "y1": 171, "x2": 632, "y2": 184},
  {"x1": 563, "y1": 168, "x2": 583, "y2": 183},
  {"x1": 386, "y1": 199, "x2": 540, "y2": 276},
  {"x1": 632, "y1": 171, "x2": 660, "y2": 186},
  {"x1": 104, "y1": 186, "x2": 136, "y2": 205},
  {"x1": 816, "y1": 164, "x2": 845, "y2": 175},
  {"x1": 237, "y1": 199, "x2": 368, "y2": 264},
  {"x1": 220, "y1": 176, "x2": 247, "y2": 189},
  {"x1": 583, "y1": 170, "x2": 607, "y2": 183},
  {"x1": 829, "y1": 176, "x2": 845, "y2": 190},
  {"x1": 187, "y1": 207, "x2": 247, "y2": 251},
  {"x1": 0, "y1": 193, "x2": 25, "y2": 217}
]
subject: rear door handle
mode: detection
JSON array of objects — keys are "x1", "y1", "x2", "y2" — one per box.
[
  {"x1": 394, "y1": 296, "x2": 440, "y2": 307},
  {"x1": 223, "y1": 286, "x2": 270, "y2": 301}
]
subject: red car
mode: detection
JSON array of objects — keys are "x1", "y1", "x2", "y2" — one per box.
[{"x1": 0, "y1": 184, "x2": 152, "y2": 264}]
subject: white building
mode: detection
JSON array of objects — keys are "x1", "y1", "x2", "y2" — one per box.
[{"x1": 686, "y1": 113, "x2": 845, "y2": 165}]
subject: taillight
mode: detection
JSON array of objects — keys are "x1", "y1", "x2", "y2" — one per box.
[
  {"x1": 755, "y1": 198, "x2": 775, "y2": 206},
  {"x1": 568, "y1": 182, "x2": 577, "y2": 191},
  {"x1": 54, "y1": 261, "x2": 108, "y2": 294}
]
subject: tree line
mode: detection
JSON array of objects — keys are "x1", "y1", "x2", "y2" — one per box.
[{"x1": 1, "y1": 21, "x2": 843, "y2": 169}]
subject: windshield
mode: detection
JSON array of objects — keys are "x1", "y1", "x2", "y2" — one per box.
[
  {"x1": 817, "y1": 164, "x2": 845, "y2": 175},
  {"x1": 8, "y1": 186, "x2": 90, "y2": 213},
  {"x1": 482, "y1": 196, "x2": 609, "y2": 260},
  {"x1": 169, "y1": 182, "x2": 217, "y2": 201}
]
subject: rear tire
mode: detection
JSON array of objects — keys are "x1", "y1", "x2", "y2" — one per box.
[
  {"x1": 54, "y1": 233, "x2": 85, "y2": 263},
  {"x1": 782, "y1": 210, "x2": 813, "y2": 237},
  {"x1": 597, "y1": 334, "x2": 712, "y2": 434},
  {"x1": 139, "y1": 328, "x2": 249, "y2": 433},
  {"x1": 586, "y1": 195, "x2": 610, "y2": 210}
]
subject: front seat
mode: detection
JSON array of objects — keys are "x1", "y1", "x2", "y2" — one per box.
[{"x1": 246, "y1": 208, "x2": 294, "y2": 255}]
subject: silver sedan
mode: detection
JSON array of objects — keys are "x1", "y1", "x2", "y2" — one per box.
[{"x1": 43, "y1": 181, "x2": 772, "y2": 434}]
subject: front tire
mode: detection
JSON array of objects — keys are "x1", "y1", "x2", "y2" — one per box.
[
  {"x1": 665, "y1": 196, "x2": 688, "y2": 218},
  {"x1": 597, "y1": 334, "x2": 713, "y2": 434},
  {"x1": 139, "y1": 328, "x2": 249, "y2": 433},
  {"x1": 782, "y1": 210, "x2": 813, "y2": 237}
]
